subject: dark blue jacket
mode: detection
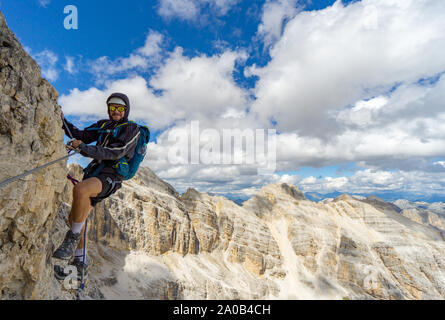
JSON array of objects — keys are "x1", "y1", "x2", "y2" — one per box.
[{"x1": 62, "y1": 93, "x2": 140, "y2": 178}]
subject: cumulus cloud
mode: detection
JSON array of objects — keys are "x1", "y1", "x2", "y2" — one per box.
[
  {"x1": 137, "y1": 30, "x2": 164, "y2": 59},
  {"x1": 211, "y1": 0, "x2": 239, "y2": 15},
  {"x1": 292, "y1": 168, "x2": 445, "y2": 198},
  {"x1": 60, "y1": 47, "x2": 251, "y2": 131},
  {"x1": 257, "y1": 0, "x2": 302, "y2": 46},
  {"x1": 157, "y1": 0, "x2": 239, "y2": 22},
  {"x1": 149, "y1": 47, "x2": 249, "y2": 120},
  {"x1": 248, "y1": 0, "x2": 445, "y2": 137},
  {"x1": 336, "y1": 96, "x2": 389, "y2": 127},
  {"x1": 88, "y1": 30, "x2": 165, "y2": 83},
  {"x1": 64, "y1": 56, "x2": 77, "y2": 74},
  {"x1": 33, "y1": 49, "x2": 59, "y2": 82},
  {"x1": 98, "y1": 118, "x2": 277, "y2": 196},
  {"x1": 158, "y1": 0, "x2": 200, "y2": 21},
  {"x1": 27, "y1": 48, "x2": 82, "y2": 81},
  {"x1": 90, "y1": 55, "x2": 149, "y2": 77},
  {"x1": 273, "y1": 85, "x2": 445, "y2": 169}
]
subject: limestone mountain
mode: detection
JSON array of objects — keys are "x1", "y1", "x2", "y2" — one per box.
[{"x1": 393, "y1": 199, "x2": 445, "y2": 234}]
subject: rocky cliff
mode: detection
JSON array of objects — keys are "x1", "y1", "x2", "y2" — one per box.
[
  {"x1": 0, "y1": 11, "x2": 67, "y2": 299},
  {"x1": 1, "y1": 11, "x2": 445, "y2": 300}
]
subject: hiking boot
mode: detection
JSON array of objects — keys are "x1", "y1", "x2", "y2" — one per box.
[
  {"x1": 72, "y1": 257, "x2": 89, "y2": 280},
  {"x1": 53, "y1": 230, "x2": 81, "y2": 260}
]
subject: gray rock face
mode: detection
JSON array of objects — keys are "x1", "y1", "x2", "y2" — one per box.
[{"x1": 0, "y1": 11, "x2": 67, "y2": 299}]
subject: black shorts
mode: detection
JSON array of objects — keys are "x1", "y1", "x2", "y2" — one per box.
[{"x1": 84, "y1": 172, "x2": 122, "y2": 207}]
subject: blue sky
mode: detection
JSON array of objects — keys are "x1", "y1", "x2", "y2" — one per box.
[
  {"x1": 2, "y1": 0, "x2": 445, "y2": 201},
  {"x1": 2, "y1": 0, "x2": 354, "y2": 96}
]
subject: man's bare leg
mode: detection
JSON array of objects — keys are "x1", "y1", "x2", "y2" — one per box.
[
  {"x1": 71, "y1": 177, "x2": 102, "y2": 222},
  {"x1": 53, "y1": 177, "x2": 102, "y2": 260},
  {"x1": 69, "y1": 177, "x2": 102, "y2": 249}
]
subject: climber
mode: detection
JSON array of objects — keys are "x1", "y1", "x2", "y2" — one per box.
[{"x1": 53, "y1": 92, "x2": 140, "y2": 279}]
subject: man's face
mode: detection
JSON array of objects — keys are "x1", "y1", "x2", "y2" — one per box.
[{"x1": 108, "y1": 104, "x2": 126, "y2": 122}]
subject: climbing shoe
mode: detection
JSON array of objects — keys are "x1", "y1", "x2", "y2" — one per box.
[
  {"x1": 72, "y1": 257, "x2": 89, "y2": 280},
  {"x1": 52, "y1": 230, "x2": 81, "y2": 260}
]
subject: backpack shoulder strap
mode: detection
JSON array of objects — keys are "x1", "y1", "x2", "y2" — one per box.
[
  {"x1": 85, "y1": 120, "x2": 111, "y2": 131},
  {"x1": 112, "y1": 120, "x2": 139, "y2": 138}
]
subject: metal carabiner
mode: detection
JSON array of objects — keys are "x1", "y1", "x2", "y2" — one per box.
[{"x1": 66, "y1": 139, "x2": 80, "y2": 154}]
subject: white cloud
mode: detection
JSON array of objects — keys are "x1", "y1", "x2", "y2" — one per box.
[
  {"x1": 288, "y1": 168, "x2": 445, "y2": 197},
  {"x1": 158, "y1": 0, "x2": 200, "y2": 21},
  {"x1": 64, "y1": 56, "x2": 76, "y2": 74},
  {"x1": 434, "y1": 161, "x2": 445, "y2": 168},
  {"x1": 137, "y1": 30, "x2": 164, "y2": 59},
  {"x1": 274, "y1": 93, "x2": 445, "y2": 169},
  {"x1": 26, "y1": 48, "x2": 80, "y2": 80},
  {"x1": 336, "y1": 96, "x2": 388, "y2": 127},
  {"x1": 33, "y1": 49, "x2": 59, "y2": 82},
  {"x1": 157, "y1": 0, "x2": 239, "y2": 22},
  {"x1": 149, "y1": 47, "x2": 249, "y2": 119},
  {"x1": 60, "y1": 74, "x2": 445, "y2": 198},
  {"x1": 211, "y1": 0, "x2": 239, "y2": 15},
  {"x1": 221, "y1": 108, "x2": 246, "y2": 119},
  {"x1": 59, "y1": 87, "x2": 109, "y2": 120},
  {"x1": 60, "y1": 47, "x2": 251, "y2": 131},
  {"x1": 300, "y1": 176, "x2": 316, "y2": 184},
  {"x1": 248, "y1": 0, "x2": 445, "y2": 137},
  {"x1": 88, "y1": 30, "x2": 165, "y2": 83},
  {"x1": 257, "y1": 0, "x2": 302, "y2": 46},
  {"x1": 90, "y1": 54, "x2": 149, "y2": 77},
  {"x1": 142, "y1": 121, "x2": 281, "y2": 195}
]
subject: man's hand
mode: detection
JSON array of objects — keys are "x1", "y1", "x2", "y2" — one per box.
[{"x1": 71, "y1": 139, "x2": 83, "y2": 149}]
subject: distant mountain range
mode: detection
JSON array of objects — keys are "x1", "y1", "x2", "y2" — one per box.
[
  {"x1": 217, "y1": 190, "x2": 445, "y2": 212},
  {"x1": 302, "y1": 191, "x2": 445, "y2": 204},
  {"x1": 207, "y1": 192, "x2": 250, "y2": 206}
]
